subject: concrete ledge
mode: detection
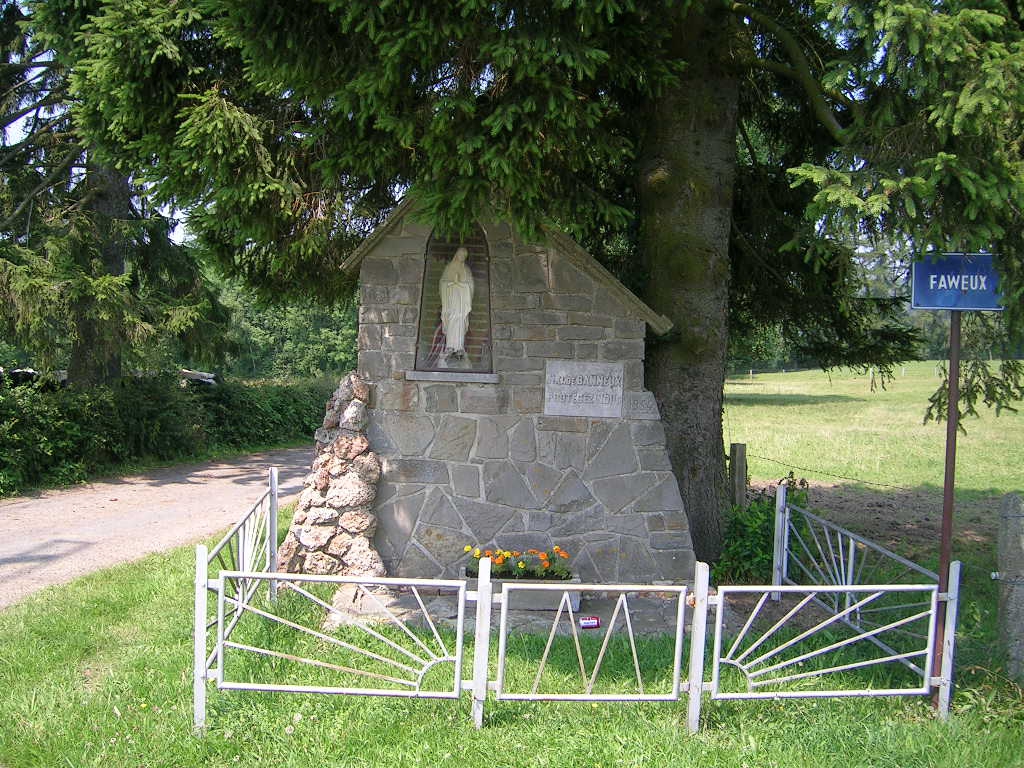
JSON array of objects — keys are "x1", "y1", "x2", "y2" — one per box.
[{"x1": 405, "y1": 371, "x2": 500, "y2": 384}]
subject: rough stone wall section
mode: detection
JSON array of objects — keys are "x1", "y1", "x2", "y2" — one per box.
[
  {"x1": 998, "y1": 493, "x2": 1024, "y2": 682},
  {"x1": 276, "y1": 374, "x2": 386, "y2": 578},
  {"x1": 357, "y1": 214, "x2": 695, "y2": 584}
]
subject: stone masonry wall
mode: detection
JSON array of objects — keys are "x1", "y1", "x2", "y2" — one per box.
[
  {"x1": 998, "y1": 494, "x2": 1024, "y2": 682},
  {"x1": 357, "y1": 214, "x2": 695, "y2": 584}
]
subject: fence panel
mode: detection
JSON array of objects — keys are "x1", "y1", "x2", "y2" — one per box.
[
  {"x1": 215, "y1": 572, "x2": 467, "y2": 700},
  {"x1": 774, "y1": 487, "x2": 938, "y2": 595},
  {"x1": 711, "y1": 584, "x2": 939, "y2": 700},
  {"x1": 768, "y1": 482, "x2": 959, "y2": 717},
  {"x1": 194, "y1": 467, "x2": 278, "y2": 730},
  {"x1": 493, "y1": 583, "x2": 690, "y2": 703}
]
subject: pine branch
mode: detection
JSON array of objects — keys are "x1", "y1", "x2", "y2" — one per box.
[
  {"x1": 0, "y1": 94, "x2": 63, "y2": 132},
  {"x1": 732, "y1": 3, "x2": 851, "y2": 144},
  {"x1": 0, "y1": 61, "x2": 57, "y2": 73},
  {"x1": 0, "y1": 67, "x2": 54, "y2": 103},
  {"x1": 0, "y1": 117, "x2": 60, "y2": 164},
  {"x1": 0, "y1": 148, "x2": 78, "y2": 233}
]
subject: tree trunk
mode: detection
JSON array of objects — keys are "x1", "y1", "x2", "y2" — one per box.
[
  {"x1": 637, "y1": 11, "x2": 740, "y2": 562},
  {"x1": 69, "y1": 163, "x2": 131, "y2": 385}
]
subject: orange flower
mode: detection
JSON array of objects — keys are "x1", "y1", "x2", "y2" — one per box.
[
  {"x1": 511, "y1": 551, "x2": 521, "y2": 557},
  {"x1": 541, "y1": 560, "x2": 551, "y2": 569},
  {"x1": 484, "y1": 550, "x2": 493, "y2": 557},
  {"x1": 527, "y1": 549, "x2": 540, "y2": 555},
  {"x1": 494, "y1": 555, "x2": 505, "y2": 565},
  {"x1": 552, "y1": 545, "x2": 561, "y2": 553},
  {"x1": 558, "y1": 550, "x2": 570, "y2": 559}
]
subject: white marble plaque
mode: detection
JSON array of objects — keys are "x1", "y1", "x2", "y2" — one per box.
[
  {"x1": 623, "y1": 391, "x2": 660, "y2": 420},
  {"x1": 544, "y1": 361, "x2": 624, "y2": 418}
]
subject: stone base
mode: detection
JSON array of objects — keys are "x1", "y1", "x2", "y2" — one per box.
[{"x1": 462, "y1": 574, "x2": 582, "y2": 611}]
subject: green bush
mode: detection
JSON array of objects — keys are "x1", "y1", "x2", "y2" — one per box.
[
  {"x1": 112, "y1": 376, "x2": 201, "y2": 460},
  {"x1": 0, "y1": 376, "x2": 334, "y2": 497},
  {"x1": 712, "y1": 476, "x2": 809, "y2": 584},
  {"x1": 195, "y1": 380, "x2": 332, "y2": 449}
]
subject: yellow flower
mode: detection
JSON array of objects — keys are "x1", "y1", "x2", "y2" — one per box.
[
  {"x1": 517, "y1": 561, "x2": 526, "y2": 570},
  {"x1": 464, "y1": 545, "x2": 472, "y2": 553},
  {"x1": 553, "y1": 545, "x2": 561, "y2": 553},
  {"x1": 473, "y1": 548, "x2": 481, "y2": 558}
]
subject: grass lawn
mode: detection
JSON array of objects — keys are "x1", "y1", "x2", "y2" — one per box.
[
  {"x1": 724, "y1": 360, "x2": 1023, "y2": 498},
  {"x1": 1, "y1": 538, "x2": 1022, "y2": 768},
  {"x1": 1, "y1": 363, "x2": 1023, "y2": 767}
]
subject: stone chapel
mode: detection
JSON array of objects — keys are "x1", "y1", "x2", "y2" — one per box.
[{"x1": 344, "y1": 198, "x2": 696, "y2": 584}]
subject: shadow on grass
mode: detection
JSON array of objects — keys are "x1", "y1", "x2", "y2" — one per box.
[{"x1": 725, "y1": 393, "x2": 859, "y2": 407}]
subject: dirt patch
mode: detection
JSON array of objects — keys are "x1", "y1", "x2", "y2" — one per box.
[{"x1": 750, "y1": 480, "x2": 1001, "y2": 563}]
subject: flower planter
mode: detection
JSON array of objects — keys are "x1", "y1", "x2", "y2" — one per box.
[{"x1": 461, "y1": 571, "x2": 582, "y2": 611}]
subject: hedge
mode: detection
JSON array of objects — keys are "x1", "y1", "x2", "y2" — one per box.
[{"x1": 0, "y1": 376, "x2": 334, "y2": 497}]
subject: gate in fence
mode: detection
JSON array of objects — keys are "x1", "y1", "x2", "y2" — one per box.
[{"x1": 194, "y1": 474, "x2": 960, "y2": 731}]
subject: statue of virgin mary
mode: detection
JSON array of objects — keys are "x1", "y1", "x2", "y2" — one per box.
[{"x1": 438, "y1": 246, "x2": 474, "y2": 365}]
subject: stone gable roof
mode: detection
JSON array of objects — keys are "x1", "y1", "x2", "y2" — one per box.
[{"x1": 342, "y1": 197, "x2": 673, "y2": 336}]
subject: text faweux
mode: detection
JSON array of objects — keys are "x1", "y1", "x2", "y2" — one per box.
[{"x1": 929, "y1": 274, "x2": 988, "y2": 291}]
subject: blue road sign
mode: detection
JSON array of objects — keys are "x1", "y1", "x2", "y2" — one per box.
[{"x1": 911, "y1": 253, "x2": 1004, "y2": 311}]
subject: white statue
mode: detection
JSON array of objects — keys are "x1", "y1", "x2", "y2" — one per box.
[{"x1": 438, "y1": 246, "x2": 474, "y2": 364}]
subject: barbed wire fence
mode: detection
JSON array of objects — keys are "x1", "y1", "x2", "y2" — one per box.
[{"x1": 743, "y1": 453, "x2": 914, "y2": 492}]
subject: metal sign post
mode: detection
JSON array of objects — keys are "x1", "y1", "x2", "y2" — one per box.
[
  {"x1": 910, "y1": 252, "x2": 1003, "y2": 707},
  {"x1": 932, "y1": 310, "x2": 960, "y2": 705}
]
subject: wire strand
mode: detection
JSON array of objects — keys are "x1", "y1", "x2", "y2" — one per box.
[{"x1": 747, "y1": 453, "x2": 914, "y2": 491}]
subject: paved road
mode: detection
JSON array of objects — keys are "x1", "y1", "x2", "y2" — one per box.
[{"x1": 0, "y1": 447, "x2": 312, "y2": 610}]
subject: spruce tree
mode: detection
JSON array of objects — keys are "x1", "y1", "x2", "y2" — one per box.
[{"x1": 33, "y1": 0, "x2": 1024, "y2": 556}]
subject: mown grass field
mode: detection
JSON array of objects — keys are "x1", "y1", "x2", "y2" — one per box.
[
  {"x1": 1, "y1": 539, "x2": 1022, "y2": 768},
  {"x1": 724, "y1": 360, "x2": 1023, "y2": 498},
  {"x1": 1, "y1": 362, "x2": 1022, "y2": 767}
]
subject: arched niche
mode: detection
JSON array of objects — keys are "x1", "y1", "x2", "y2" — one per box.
[{"x1": 414, "y1": 225, "x2": 492, "y2": 373}]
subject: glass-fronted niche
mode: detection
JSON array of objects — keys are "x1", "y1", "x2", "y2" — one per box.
[{"x1": 414, "y1": 227, "x2": 492, "y2": 373}]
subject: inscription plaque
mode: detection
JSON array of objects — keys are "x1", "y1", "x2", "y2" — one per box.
[{"x1": 544, "y1": 361, "x2": 624, "y2": 418}]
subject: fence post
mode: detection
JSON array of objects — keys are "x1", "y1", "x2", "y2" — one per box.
[
  {"x1": 938, "y1": 560, "x2": 961, "y2": 720},
  {"x1": 729, "y1": 443, "x2": 747, "y2": 509},
  {"x1": 471, "y1": 557, "x2": 493, "y2": 728},
  {"x1": 268, "y1": 467, "x2": 279, "y2": 602},
  {"x1": 193, "y1": 545, "x2": 208, "y2": 732},
  {"x1": 687, "y1": 561, "x2": 711, "y2": 734},
  {"x1": 771, "y1": 480, "x2": 788, "y2": 601}
]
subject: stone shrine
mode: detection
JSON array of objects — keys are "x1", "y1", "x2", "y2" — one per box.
[{"x1": 344, "y1": 199, "x2": 696, "y2": 583}]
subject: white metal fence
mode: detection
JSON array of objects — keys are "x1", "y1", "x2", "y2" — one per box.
[
  {"x1": 193, "y1": 473, "x2": 960, "y2": 732},
  {"x1": 768, "y1": 481, "x2": 960, "y2": 715},
  {"x1": 193, "y1": 468, "x2": 278, "y2": 728}
]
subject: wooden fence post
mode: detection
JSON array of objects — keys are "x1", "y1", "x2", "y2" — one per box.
[{"x1": 729, "y1": 443, "x2": 747, "y2": 509}]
